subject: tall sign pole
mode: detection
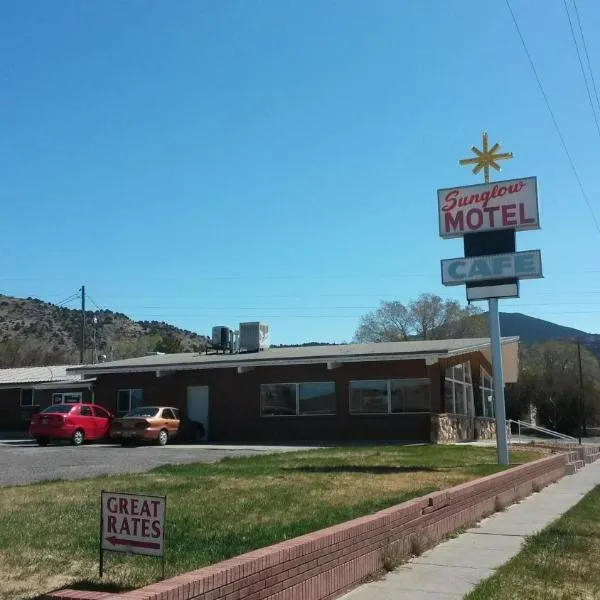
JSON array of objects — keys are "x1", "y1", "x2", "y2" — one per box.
[
  {"x1": 437, "y1": 132, "x2": 543, "y2": 466},
  {"x1": 459, "y1": 133, "x2": 513, "y2": 465}
]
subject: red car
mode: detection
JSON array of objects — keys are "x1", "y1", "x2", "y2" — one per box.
[{"x1": 29, "y1": 403, "x2": 113, "y2": 446}]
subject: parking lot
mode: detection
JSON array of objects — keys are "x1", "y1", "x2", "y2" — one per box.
[{"x1": 0, "y1": 439, "x2": 309, "y2": 486}]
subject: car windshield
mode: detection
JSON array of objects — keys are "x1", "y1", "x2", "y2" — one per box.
[
  {"x1": 124, "y1": 407, "x2": 159, "y2": 418},
  {"x1": 41, "y1": 405, "x2": 73, "y2": 414}
]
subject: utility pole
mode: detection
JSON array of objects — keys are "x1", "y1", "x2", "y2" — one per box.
[
  {"x1": 92, "y1": 314, "x2": 98, "y2": 364},
  {"x1": 577, "y1": 338, "x2": 585, "y2": 444},
  {"x1": 80, "y1": 285, "x2": 86, "y2": 364}
]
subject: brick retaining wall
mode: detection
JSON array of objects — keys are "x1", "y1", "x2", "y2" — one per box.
[{"x1": 46, "y1": 454, "x2": 569, "y2": 600}]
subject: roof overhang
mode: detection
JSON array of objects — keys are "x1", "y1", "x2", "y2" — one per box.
[
  {"x1": 30, "y1": 379, "x2": 95, "y2": 391},
  {"x1": 68, "y1": 338, "x2": 519, "y2": 377}
]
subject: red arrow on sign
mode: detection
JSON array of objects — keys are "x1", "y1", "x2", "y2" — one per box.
[{"x1": 105, "y1": 536, "x2": 161, "y2": 550}]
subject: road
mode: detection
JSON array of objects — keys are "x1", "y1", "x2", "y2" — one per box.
[{"x1": 0, "y1": 440, "x2": 309, "y2": 486}]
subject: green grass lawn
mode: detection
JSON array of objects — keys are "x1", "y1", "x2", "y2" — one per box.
[
  {"x1": 465, "y1": 484, "x2": 600, "y2": 600},
  {"x1": 0, "y1": 445, "x2": 545, "y2": 600}
]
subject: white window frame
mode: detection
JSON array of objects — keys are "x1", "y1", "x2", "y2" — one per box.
[
  {"x1": 52, "y1": 392, "x2": 83, "y2": 405},
  {"x1": 349, "y1": 379, "x2": 431, "y2": 415},
  {"x1": 260, "y1": 382, "x2": 336, "y2": 417},
  {"x1": 117, "y1": 389, "x2": 143, "y2": 414},
  {"x1": 444, "y1": 362, "x2": 474, "y2": 416},
  {"x1": 480, "y1": 367, "x2": 494, "y2": 418},
  {"x1": 20, "y1": 388, "x2": 36, "y2": 407}
]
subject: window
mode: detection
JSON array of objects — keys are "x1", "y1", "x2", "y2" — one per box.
[
  {"x1": 479, "y1": 367, "x2": 494, "y2": 418},
  {"x1": 390, "y1": 379, "x2": 430, "y2": 413},
  {"x1": 444, "y1": 362, "x2": 474, "y2": 415},
  {"x1": 350, "y1": 379, "x2": 431, "y2": 414},
  {"x1": 260, "y1": 382, "x2": 336, "y2": 417},
  {"x1": 41, "y1": 404, "x2": 73, "y2": 414},
  {"x1": 349, "y1": 380, "x2": 388, "y2": 414},
  {"x1": 298, "y1": 382, "x2": 336, "y2": 415},
  {"x1": 20, "y1": 389, "x2": 35, "y2": 407},
  {"x1": 79, "y1": 406, "x2": 93, "y2": 417},
  {"x1": 162, "y1": 408, "x2": 176, "y2": 419},
  {"x1": 117, "y1": 389, "x2": 143, "y2": 415},
  {"x1": 53, "y1": 392, "x2": 83, "y2": 404},
  {"x1": 126, "y1": 406, "x2": 159, "y2": 418},
  {"x1": 92, "y1": 406, "x2": 110, "y2": 418}
]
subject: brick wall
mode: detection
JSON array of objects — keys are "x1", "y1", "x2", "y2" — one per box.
[
  {"x1": 0, "y1": 386, "x2": 93, "y2": 431},
  {"x1": 46, "y1": 453, "x2": 568, "y2": 600}
]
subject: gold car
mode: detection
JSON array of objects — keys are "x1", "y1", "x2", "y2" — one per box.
[{"x1": 110, "y1": 406, "x2": 180, "y2": 446}]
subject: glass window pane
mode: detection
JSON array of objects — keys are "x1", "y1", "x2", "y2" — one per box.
[
  {"x1": 390, "y1": 379, "x2": 430, "y2": 413},
  {"x1": 93, "y1": 406, "x2": 108, "y2": 418},
  {"x1": 260, "y1": 384, "x2": 296, "y2": 416},
  {"x1": 21, "y1": 389, "x2": 34, "y2": 406},
  {"x1": 485, "y1": 391, "x2": 494, "y2": 418},
  {"x1": 466, "y1": 384, "x2": 474, "y2": 416},
  {"x1": 464, "y1": 363, "x2": 472, "y2": 384},
  {"x1": 63, "y1": 393, "x2": 82, "y2": 404},
  {"x1": 455, "y1": 383, "x2": 466, "y2": 415},
  {"x1": 131, "y1": 389, "x2": 143, "y2": 409},
  {"x1": 298, "y1": 382, "x2": 335, "y2": 415},
  {"x1": 349, "y1": 380, "x2": 388, "y2": 414},
  {"x1": 445, "y1": 366, "x2": 454, "y2": 380},
  {"x1": 80, "y1": 406, "x2": 92, "y2": 416},
  {"x1": 444, "y1": 380, "x2": 454, "y2": 413},
  {"x1": 453, "y1": 364, "x2": 465, "y2": 382},
  {"x1": 117, "y1": 390, "x2": 130, "y2": 413},
  {"x1": 53, "y1": 393, "x2": 63, "y2": 404}
]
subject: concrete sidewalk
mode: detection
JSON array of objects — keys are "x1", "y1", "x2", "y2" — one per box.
[{"x1": 341, "y1": 461, "x2": 600, "y2": 600}]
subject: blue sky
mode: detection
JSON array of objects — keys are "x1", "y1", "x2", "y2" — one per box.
[{"x1": 2, "y1": 0, "x2": 600, "y2": 344}]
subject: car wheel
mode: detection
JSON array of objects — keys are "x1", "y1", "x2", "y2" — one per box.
[
  {"x1": 157, "y1": 429, "x2": 168, "y2": 446},
  {"x1": 36, "y1": 438, "x2": 49, "y2": 447},
  {"x1": 71, "y1": 429, "x2": 84, "y2": 446}
]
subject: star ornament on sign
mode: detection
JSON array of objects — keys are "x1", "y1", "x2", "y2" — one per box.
[{"x1": 459, "y1": 132, "x2": 513, "y2": 183}]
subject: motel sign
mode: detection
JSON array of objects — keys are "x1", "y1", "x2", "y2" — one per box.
[{"x1": 438, "y1": 176, "x2": 540, "y2": 238}]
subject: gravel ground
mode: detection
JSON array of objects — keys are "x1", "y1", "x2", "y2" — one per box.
[{"x1": 0, "y1": 441, "x2": 308, "y2": 487}]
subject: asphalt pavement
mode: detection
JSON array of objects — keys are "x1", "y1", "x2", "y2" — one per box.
[{"x1": 0, "y1": 439, "x2": 309, "y2": 486}]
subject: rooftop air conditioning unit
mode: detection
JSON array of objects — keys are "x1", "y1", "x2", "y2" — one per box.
[
  {"x1": 239, "y1": 322, "x2": 269, "y2": 353},
  {"x1": 212, "y1": 326, "x2": 231, "y2": 352}
]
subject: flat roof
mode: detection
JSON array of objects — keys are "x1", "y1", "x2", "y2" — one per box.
[{"x1": 68, "y1": 337, "x2": 519, "y2": 376}]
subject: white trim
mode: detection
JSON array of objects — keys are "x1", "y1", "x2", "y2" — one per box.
[
  {"x1": 444, "y1": 362, "x2": 474, "y2": 416},
  {"x1": 31, "y1": 381, "x2": 94, "y2": 390},
  {"x1": 480, "y1": 366, "x2": 494, "y2": 418}
]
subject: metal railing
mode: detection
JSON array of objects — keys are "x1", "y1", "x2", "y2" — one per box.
[{"x1": 507, "y1": 419, "x2": 578, "y2": 444}]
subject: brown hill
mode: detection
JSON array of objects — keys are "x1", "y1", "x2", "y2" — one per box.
[{"x1": 0, "y1": 294, "x2": 208, "y2": 367}]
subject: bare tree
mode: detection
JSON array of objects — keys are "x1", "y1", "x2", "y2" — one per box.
[
  {"x1": 354, "y1": 301, "x2": 411, "y2": 342},
  {"x1": 354, "y1": 294, "x2": 486, "y2": 342}
]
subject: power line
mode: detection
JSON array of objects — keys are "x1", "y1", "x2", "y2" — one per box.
[
  {"x1": 573, "y1": 0, "x2": 600, "y2": 118},
  {"x1": 56, "y1": 292, "x2": 80, "y2": 307},
  {"x1": 562, "y1": 0, "x2": 600, "y2": 139},
  {"x1": 86, "y1": 294, "x2": 105, "y2": 312},
  {"x1": 505, "y1": 0, "x2": 600, "y2": 235}
]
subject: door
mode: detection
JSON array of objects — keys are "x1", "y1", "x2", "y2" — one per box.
[
  {"x1": 78, "y1": 405, "x2": 96, "y2": 439},
  {"x1": 186, "y1": 386, "x2": 209, "y2": 441},
  {"x1": 92, "y1": 405, "x2": 112, "y2": 439},
  {"x1": 161, "y1": 408, "x2": 180, "y2": 437}
]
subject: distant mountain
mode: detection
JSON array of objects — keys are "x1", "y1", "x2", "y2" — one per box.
[
  {"x1": 498, "y1": 312, "x2": 587, "y2": 344},
  {"x1": 0, "y1": 294, "x2": 208, "y2": 366}
]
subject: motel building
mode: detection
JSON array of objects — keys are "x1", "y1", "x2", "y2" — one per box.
[
  {"x1": 0, "y1": 365, "x2": 94, "y2": 431},
  {"x1": 48, "y1": 337, "x2": 520, "y2": 444}
]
